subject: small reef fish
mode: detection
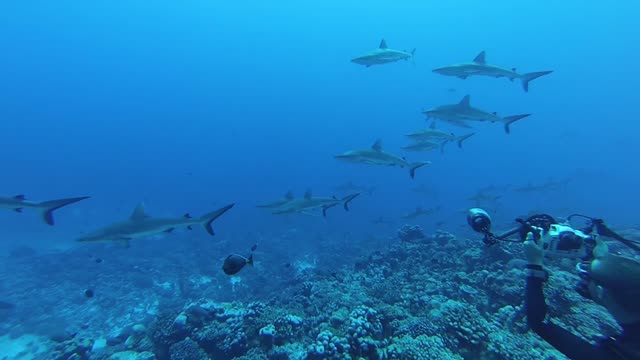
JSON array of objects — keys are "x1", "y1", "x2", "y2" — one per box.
[{"x1": 223, "y1": 254, "x2": 254, "y2": 275}]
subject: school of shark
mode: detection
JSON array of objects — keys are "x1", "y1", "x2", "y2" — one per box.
[{"x1": 1, "y1": 38, "x2": 552, "y2": 244}]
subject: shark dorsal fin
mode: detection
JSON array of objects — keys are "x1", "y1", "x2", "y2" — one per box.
[
  {"x1": 372, "y1": 139, "x2": 383, "y2": 152},
  {"x1": 379, "y1": 39, "x2": 388, "y2": 49},
  {"x1": 130, "y1": 203, "x2": 149, "y2": 221},
  {"x1": 416, "y1": 206, "x2": 423, "y2": 212},
  {"x1": 473, "y1": 51, "x2": 486, "y2": 65},
  {"x1": 429, "y1": 122, "x2": 436, "y2": 129},
  {"x1": 183, "y1": 213, "x2": 192, "y2": 219},
  {"x1": 285, "y1": 191, "x2": 294, "y2": 200},
  {"x1": 459, "y1": 95, "x2": 471, "y2": 108},
  {"x1": 304, "y1": 189, "x2": 312, "y2": 200},
  {"x1": 14, "y1": 194, "x2": 25, "y2": 200}
]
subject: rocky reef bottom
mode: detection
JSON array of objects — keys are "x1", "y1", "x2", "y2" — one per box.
[{"x1": 0, "y1": 225, "x2": 629, "y2": 359}]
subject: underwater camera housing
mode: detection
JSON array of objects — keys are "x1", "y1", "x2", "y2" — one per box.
[
  {"x1": 467, "y1": 208, "x2": 595, "y2": 259},
  {"x1": 539, "y1": 224, "x2": 594, "y2": 259}
]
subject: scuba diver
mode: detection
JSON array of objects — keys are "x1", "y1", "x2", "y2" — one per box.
[{"x1": 467, "y1": 208, "x2": 640, "y2": 359}]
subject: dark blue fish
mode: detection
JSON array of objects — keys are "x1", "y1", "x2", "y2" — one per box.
[{"x1": 222, "y1": 254, "x2": 253, "y2": 275}]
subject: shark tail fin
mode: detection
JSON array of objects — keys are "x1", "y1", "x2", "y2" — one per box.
[
  {"x1": 457, "y1": 133, "x2": 476, "y2": 148},
  {"x1": 520, "y1": 71, "x2": 553, "y2": 92},
  {"x1": 440, "y1": 140, "x2": 448, "y2": 153},
  {"x1": 503, "y1": 114, "x2": 531, "y2": 134},
  {"x1": 200, "y1": 203, "x2": 235, "y2": 236},
  {"x1": 321, "y1": 203, "x2": 339, "y2": 217},
  {"x1": 247, "y1": 254, "x2": 254, "y2": 267},
  {"x1": 38, "y1": 196, "x2": 90, "y2": 226},
  {"x1": 409, "y1": 161, "x2": 431, "y2": 179},
  {"x1": 342, "y1": 193, "x2": 361, "y2": 211}
]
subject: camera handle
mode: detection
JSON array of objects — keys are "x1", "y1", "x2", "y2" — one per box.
[
  {"x1": 568, "y1": 214, "x2": 640, "y2": 252},
  {"x1": 482, "y1": 218, "x2": 544, "y2": 246}
]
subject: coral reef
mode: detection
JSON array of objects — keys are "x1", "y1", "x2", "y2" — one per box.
[
  {"x1": 0, "y1": 223, "x2": 628, "y2": 359},
  {"x1": 396, "y1": 224, "x2": 426, "y2": 242}
]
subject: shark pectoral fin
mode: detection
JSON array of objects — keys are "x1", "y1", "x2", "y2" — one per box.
[
  {"x1": 14, "y1": 208, "x2": 23, "y2": 213},
  {"x1": 200, "y1": 203, "x2": 235, "y2": 236},
  {"x1": 164, "y1": 228, "x2": 175, "y2": 233},
  {"x1": 14, "y1": 194, "x2": 25, "y2": 200},
  {"x1": 457, "y1": 76, "x2": 468, "y2": 80},
  {"x1": 187, "y1": 225, "x2": 193, "y2": 230}
]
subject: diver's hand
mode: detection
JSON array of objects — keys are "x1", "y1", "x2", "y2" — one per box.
[
  {"x1": 524, "y1": 231, "x2": 544, "y2": 266},
  {"x1": 592, "y1": 236, "x2": 609, "y2": 259}
]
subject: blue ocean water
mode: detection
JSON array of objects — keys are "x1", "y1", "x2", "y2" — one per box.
[{"x1": 0, "y1": 1, "x2": 638, "y2": 359}]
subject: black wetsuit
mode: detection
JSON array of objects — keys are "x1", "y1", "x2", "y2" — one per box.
[{"x1": 526, "y1": 266, "x2": 640, "y2": 360}]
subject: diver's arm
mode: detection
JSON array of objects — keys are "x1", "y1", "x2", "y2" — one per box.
[
  {"x1": 524, "y1": 235, "x2": 549, "y2": 327},
  {"x1": 525, "y1": 270, "x2": 614, "y2": 359},
  {"x1": 523, "y1": 237, "x2": 615, "y2": 359},
  {"x1": 525, "y1": 265, "x2": 547, "y2": 326}
]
